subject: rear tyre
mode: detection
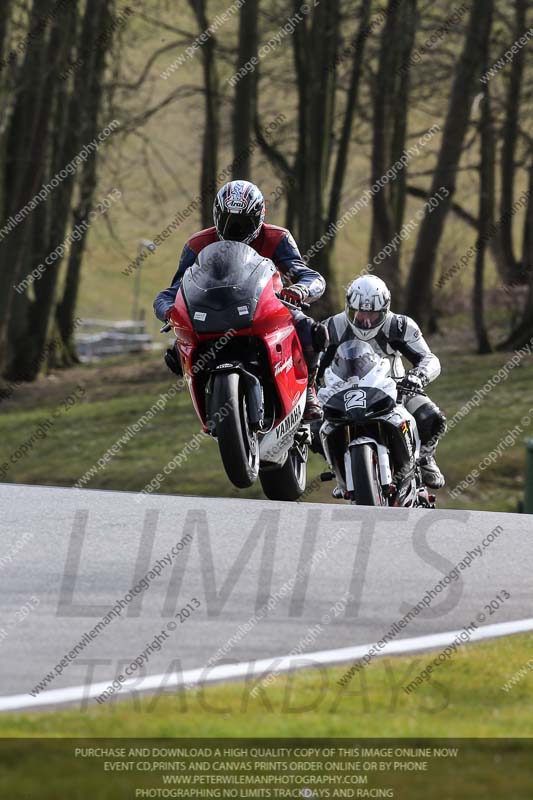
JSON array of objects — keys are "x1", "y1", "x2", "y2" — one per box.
[
  {"x1": 349, "y1": 444, "x2": 387, "y2": 506},
  {"x1": 212, "y1": 372, "x2": 259, "y2": 489},
  {"x1": 259, "y1": 444, "x2": 308, "y2": 501}
]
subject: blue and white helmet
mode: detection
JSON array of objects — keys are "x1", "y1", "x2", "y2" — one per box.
[
  {"x1": 345, "y1": 276, "x2": 391, "y2": 341},
  {"x1": 213, "y1": 180, "x2": 265, "y2": 244}
]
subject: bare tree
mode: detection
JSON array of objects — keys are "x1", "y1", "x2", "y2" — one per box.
[
  {"x1": 405, "y1": 0, "x2": 494, "y2": 327},
  {"x1": 188, "y1": 0, "x2": 219, "y2": 227},
  {"x1": 55, "y1": 1, "x2": 113, "y2": 366},
  {"x1": 255, "y1": 0, "x2": 372, "y2": 314},
  {"x1": 232, "y1": 0, "x2": 260, "y2": 179},
  {"x1": 498, "y1": 0, "x2": 527, "y2": 283},
  {"x1": 0, "y1": 0, "x2": 71, "y2": 377},
  {"x1": 473, "y1": 90, "x2": 495, "y2": 354},
  {"x1": 369, "y1": 0, "x2": 417, "y2": 297},
  {"x1": 502, "y1": 160, "x2": 533, "y2": 349}
]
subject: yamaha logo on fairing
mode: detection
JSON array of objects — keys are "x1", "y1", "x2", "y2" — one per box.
[{"x1": 275, "y1": 407, "x2": 300, "y2": 440}]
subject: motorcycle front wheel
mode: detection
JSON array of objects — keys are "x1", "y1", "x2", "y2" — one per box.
[
  {"x1": 349, "y1": 443, "x2": 387, "y2": 506},
  {"x1": 259, "y1": 444, "x2": 308, "y2": 501},
  {"x1": 211, "y1": 372, "x2": 260, "y2": 489}
]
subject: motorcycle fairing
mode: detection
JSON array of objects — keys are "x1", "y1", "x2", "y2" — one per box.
[
  {"x1": 319, "y1": 353, "x2": 422, "y2": 502},
  {"x1": 170, "y1": 240, "x2": 307, "y2": 440},
  {"x1": 181, "y1": 241, "x2": 275, "y2": 333},
  {"x1": 380, "y1": 405, "x2": 421, "y2": 463},
  {"x1": 322, "y1": 386, "x2": 396, "y2": 422},
  {"x1": 259, "y1": 391, "x2": 307, "y2": 465},
  {"x1": 320, "y1": 350, "x2": 397, "y2": 406}
]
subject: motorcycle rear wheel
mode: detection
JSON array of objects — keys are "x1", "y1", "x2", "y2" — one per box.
[
  {"x1": 259, "y1": 444, "x2": 308, "y2": 501},
  {"x1": 349, "y1": 443, "x2": 387, "y2": 506},
  {"x1": 212, "y1": 372, "x2": 259, "y2": 488}
]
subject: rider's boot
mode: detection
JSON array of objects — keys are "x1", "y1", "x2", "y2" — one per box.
[
  {"x1": 310, "y1": 419, "x2": 325, "y2": 456},
  {"x1": 419, "y1": 444, "x2": 445, "y2": 489},
  {"x1": 304, "y1": 384, "x2": 322, "y2": 421},
  {"x1": 303, "y1": 371, "x2": 322, "y2": 421}
]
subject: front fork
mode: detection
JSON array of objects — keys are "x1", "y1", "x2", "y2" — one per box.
[
  {"x1": 292, "y1": 424, "x2": 312, "y2": 463},
  {"x1": 344, "y1": 437, "x2": 392, "y2": 494},
  {"x1": 205, "y1": 366, "x2": 265, "y2": 434}
]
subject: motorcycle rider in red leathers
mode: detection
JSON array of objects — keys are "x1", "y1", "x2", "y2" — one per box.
[{"x1": 154, "y1": 180, "x2": 328, "y2": 420}]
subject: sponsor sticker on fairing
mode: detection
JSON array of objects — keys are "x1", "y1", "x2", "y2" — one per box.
[
  {"x1": 274, "y1": 356, "x2": 293, "y2": 376},
  {"x1": 344, "y1": 389, "x2": 367, "y2": 410}
]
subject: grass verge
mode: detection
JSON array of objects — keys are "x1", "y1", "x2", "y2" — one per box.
[
  {"x1": 1, "y1": 632, "x2": 533, "y2": 737},
  {"x1": 0, "y1": 329, "x2": 532, "y2": 511}
]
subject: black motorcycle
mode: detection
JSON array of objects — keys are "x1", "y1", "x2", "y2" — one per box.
[{"x1": 317, "y1": 340, "x2": 436, "y2": 507}]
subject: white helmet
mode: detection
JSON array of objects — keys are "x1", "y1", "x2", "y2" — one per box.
[{"x1": 345, "y1": 276, "x2": 391, "y2": 341}]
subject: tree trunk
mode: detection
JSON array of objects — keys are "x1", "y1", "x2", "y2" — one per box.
[
  {"x1": 473, "y1": 88, "x2": 494, "y2": 354},
  {"x1": 498, "y1": 0, "x2": 526, "y2": 283},
  {"x1": 388, "y1": 0, "x2": 417, "y2": 245},
  {"x1": 291, "y1": 0, "x2": 339, "y2": 316},
  {"x1": 6, "y1": 0, "x2": 112, "y2": 381},
  {"x1": 0, "y1": 0, "x2": 10, "y2": 77},
  {"x1": 0, "y1": 0, "x2": 14, "y2": 227},
  {"x1": 405, "y1": 0, "x2": 494, "y2": 328},
  {"x1": 0, "y1": 0, "x2": 58, "y2": 375},
  {"x1": 232, "y1": 0, "x2": 259, "y2": 180},
  {"x1": 502, "y1": 161, "x2": 533, "y2": 350},
  {"x1": 323, "y1": 0, "x2": 371, "y2": 309},
  {"x1": 369, "y1": 0, "x2": 417, "y2": 297},
  {"x1": 8, "y1": 1, "x2": 80, "y2": 379},
  {"x1": 54, "y1": 175, "x2": 97, "y2": 367},
  {"x1": 55, "y1": 2, "x2": 112, "y2": 365},
  {"x1": 188, "y1": 0, "x2": 219, "y2": 228}
]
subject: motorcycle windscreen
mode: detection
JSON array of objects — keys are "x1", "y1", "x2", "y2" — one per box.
[
  {"x1": 181, "y1": 241, "x2": 275, "y2": 333},
  {"x1": 330, "y1": 340, "x2": 381, "y2": 383}
]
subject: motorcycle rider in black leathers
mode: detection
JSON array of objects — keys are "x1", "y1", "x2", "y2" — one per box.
[{"x1": 318, "y1": 275, "x2": 447, "y2": 489}]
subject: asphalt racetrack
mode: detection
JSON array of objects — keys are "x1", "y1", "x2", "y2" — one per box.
[{"x1": 0, "y1": 483, "x2": 531, "y2": 710}]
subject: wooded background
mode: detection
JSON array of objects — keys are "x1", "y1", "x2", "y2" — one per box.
[{"x1": 0, "y1": 0, "x2": 532, "y2": 385}]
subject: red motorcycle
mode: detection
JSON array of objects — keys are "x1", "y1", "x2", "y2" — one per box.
[{"x1": 164, "y1": 241, "x2": 311, "y2": 500}]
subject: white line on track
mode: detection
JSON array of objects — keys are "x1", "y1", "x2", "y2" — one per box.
[{"x1": 2, "y1": 616, "x2": 533, "y2": 712}]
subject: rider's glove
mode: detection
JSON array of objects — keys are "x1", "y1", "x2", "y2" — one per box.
[
  {"x1": 164, "y1": 306, "x2": 173, "y2": 321},
  {"x1": 398, "y1": 370, "x2": 427, "y2": 395},
  {"x1": 164, "y1": 347, "x2": 183, "y2": 377},
  {"x1": 311, "y1": 321, "x2": 329, "y2": 352},
  {"x1": 280, "y1": 284, "x2": 309, "y2": 305}
]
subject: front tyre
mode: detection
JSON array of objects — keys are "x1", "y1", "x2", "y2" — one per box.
[
  {"x1": 259, "y1": 444, "x2": 308, "y2": 501},
  {"x1": 349, "y1": 443, "x2": 387, "y2": 506},
  {"x1": 211, "y1": 372, "x2": 259, "y2": 489}
]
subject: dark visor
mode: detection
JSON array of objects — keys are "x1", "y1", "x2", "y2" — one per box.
[
  {"x1": 347, "y1": 308, "x2": 386, "y2": 330},
  {"x1": 219, "y1": 212, "x2": 258, "y2": 242}
]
